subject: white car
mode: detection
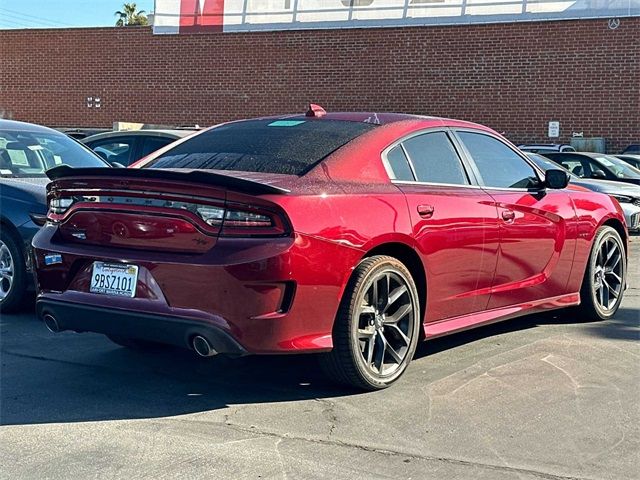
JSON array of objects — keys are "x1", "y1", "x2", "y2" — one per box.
[{"x1": 519, "y1": 144, "x2": 576, "y2": 154}]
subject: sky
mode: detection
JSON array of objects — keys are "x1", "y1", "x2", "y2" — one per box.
[{"x1": 0, "y1": 1, "x2": 155, "y2": 29}]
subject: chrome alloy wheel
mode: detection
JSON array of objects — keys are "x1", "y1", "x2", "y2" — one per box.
[
  {"x1": 356, "y1": 270, "x2": 415, "y2": 377},
  {"x1": 593, "y1": 235, "x2": 624, "y2": 312},
  {"x1": 0, "y1": 239, "x2": 15, "y2": 302}
]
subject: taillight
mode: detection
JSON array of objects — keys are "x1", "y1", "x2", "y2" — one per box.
[
  {"x1": 224, "y1": 210, "x2": 272, "y2": 228},
  {"x1": 47, "y1": 197, "x2": 75, "y2": 222},
  {"x1": 47, "y1": 195, "x2": 289, "y2": 237},
  {"x1": 220, "y1": 206, "x2": 288, "y2": 237},
  {"x1": 49, "y1": 198, "x2": 74, "y2": 215},
  {"x1": 195, "y1": 205, "x2": 225, "y2": 226},
  {"x1": 193, "y1": 205, "x2": 287, "y2": 237}
]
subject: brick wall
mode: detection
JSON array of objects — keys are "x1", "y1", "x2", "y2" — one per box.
[{"x1": 1, "y1": 19, "x2": 638, "y2": 152}]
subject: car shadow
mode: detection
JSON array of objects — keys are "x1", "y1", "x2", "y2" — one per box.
[
  {"x1": 415, "y1": 306, "x2": 639, "y2": 359},
  {"x1": 1, "y1": 305, "x2": 637, "y2": 426}
]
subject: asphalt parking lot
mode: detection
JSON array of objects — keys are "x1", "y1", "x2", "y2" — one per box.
[{"x1": 1, "y1": 239, "x2": 638, "y2": 480}]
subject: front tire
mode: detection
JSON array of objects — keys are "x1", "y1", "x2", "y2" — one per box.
[
  {"x1": 0, "y1": 230, "x2": 27, "y2": 313},
  {"x1": 321, "y1": 255, "x2": 421, "y2": 390},
  {"x1": 578, "y1": 226, "x2": 626, "y2": 321}
]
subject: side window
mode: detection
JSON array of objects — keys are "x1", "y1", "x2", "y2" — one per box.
[
  {"x1": 586, "y1": 158, "x2": 609, "y2": 177},
  {"x1": 385, "y1": 145, "x2": 414, "y2": 181},
  {"x1": 563, "y1": 160, "x2": 588, "y2": 177},
  {"x1": 551, "y1": 155, "x2": 594, "y2": 178},
  {"x1": 457, "y1": 132, "x2": 539, "y2": 189},
  {"x1": 402, "y1": 131, "x2": 469, "y2": 185},
  {"x1": 88, "y1": 138, "x2": 135, "y2": 165},
  {"x1": 140, "y1": 137, "x2": 174, "y2": 159}
]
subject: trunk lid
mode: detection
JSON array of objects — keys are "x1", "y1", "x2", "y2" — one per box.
[{"x1": 46, "y1": 167, "x2": 290, "y2": 253}]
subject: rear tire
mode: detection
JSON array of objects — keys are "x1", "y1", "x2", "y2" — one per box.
[
  {"x1": 0, "y1": 230, "x2": 27, "y2": 313},
  {"x1": 320, "y1": 255, "x2": 421, "y2": 390},
  {"x1": 578, "y1": 226, "x2": 626, "y2": 321},
  {"x1": 107, "y1": 335, "x2": 164, "y2": 351}
]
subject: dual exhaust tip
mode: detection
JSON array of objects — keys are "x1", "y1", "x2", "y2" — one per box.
[
  {"x1": 192, "y1": 335, "x2": 217, "y2": 357},
  {"x1": 43, "y1": 313, "x2": 61, "y2": 333},
  {"x1": 42, "y1": 313, "x2": 217, "y2": 358}
]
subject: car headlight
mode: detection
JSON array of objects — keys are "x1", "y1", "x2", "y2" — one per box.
[{"x1": 610, "y1": 194, "x2": 633, "y2": 204}]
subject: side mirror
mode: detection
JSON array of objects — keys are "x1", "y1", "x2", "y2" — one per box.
[
  {"x1": 110, "y1": 161, "x2": 126, "y2": 168},
  {"x1": 545, "y1": 169, "x2": 570, "y2": 189},
  {"x1": 591, "y1": 170, "x2": 606, "y2": 179}
]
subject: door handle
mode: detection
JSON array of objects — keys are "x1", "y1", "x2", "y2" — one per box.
[
  {"x1": 417, "y1": 204, "x2": 434, "y2": 218},
  {"x1": 501, "y1": 209, "x2": 516, "y2": 222}
]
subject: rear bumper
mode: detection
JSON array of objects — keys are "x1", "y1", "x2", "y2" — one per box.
[
  {"x1": 37, "y1": 298, "x2": 248, "y2": 356},
  {"x1": 32, "y1": 224, "x2": 364, "y2": 353}
]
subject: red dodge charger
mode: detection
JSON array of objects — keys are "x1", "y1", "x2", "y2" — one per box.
[{"x1": 33, "y1": 110, "x2": 628, "y2": 389}]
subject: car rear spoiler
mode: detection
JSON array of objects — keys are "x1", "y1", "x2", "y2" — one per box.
[{"x1": 46, "y1": 166, "x2": 290, "y2": 195}]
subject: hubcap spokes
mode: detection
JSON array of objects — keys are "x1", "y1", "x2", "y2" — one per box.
[
  {"x1": 593, "y1": 237, "x2": 623, "y2": 311},
  {"x1": 0, "y1": 241, "x2": 14, "y2": 300},
  {"x1": 357, "y1": 271, "x2": 414, "y2": 377}
]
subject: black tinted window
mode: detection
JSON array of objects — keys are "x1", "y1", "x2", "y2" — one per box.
[
  {"x1": 402, "y1": 132, "x2": 468, "y2": 185},
  {"x1": 140, "y1": 137, "x2": 173, "y2": 159},
  {"x1": 458, "y1": 132, "x2": 539, "y2": 188},
  {"x1": 145, "y1": 119, "x2": 376, "y2": 175},
  {"x1": 88, "y1": 137, "x2": 136, "y2": 165},
  {"x1": 385, "y1": 145, "x2": 414, "y2": 181},
  {"x1": 546, "y1": 155, "x2": 593, "y2": 178}
]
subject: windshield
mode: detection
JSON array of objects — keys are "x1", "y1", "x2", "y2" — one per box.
[
  {"x1": 143, "y1": 119, "x2": 377, "y2": 175},
  {"x1": 0, "y1": 129, "x2": 108, "y2": 178},
  {"x1": 594, "y1": 155, "x2": 640, "y2": 179}
]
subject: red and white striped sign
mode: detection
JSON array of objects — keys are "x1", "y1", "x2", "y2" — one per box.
[{"x1": 152, "y1": 0, "x2": 639, "y2": 34}]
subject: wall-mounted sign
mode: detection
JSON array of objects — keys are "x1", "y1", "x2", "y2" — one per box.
[
  {"x1": 86, "y1": 96, "x2": 102, "y2": 108},
  {"x1": 548, "y1": 121, "x2": 560, "y2": 138},
  {"x1": 153, "y1": 0, "x2": 640, "y2": 34}
]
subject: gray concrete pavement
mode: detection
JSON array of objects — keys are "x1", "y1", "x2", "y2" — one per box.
[{"x1": 1, "y1": 239, "x2": 638, "y2": 479}]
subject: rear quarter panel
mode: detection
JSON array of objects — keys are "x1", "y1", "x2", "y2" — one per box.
[{"x1": 267, "y1": 182, "x2": 414, "y2": 301}]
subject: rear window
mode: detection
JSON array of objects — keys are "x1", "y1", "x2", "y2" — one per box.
[{"x1": 144, "y1": 119, "x2": 377, "y2": 175}]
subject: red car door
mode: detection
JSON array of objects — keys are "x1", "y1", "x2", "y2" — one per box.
[
  {"x1": 384, "y1": 130, "x2": 500, "y2": 322},
  {"x1": 454, "y1": 131, "x2": 577, "y2": 309}
]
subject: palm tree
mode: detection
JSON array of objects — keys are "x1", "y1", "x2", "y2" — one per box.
[{"x1": 115, "y1": 3, "x2": 148, "y2": 26}]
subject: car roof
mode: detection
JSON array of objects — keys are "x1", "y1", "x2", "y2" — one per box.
[
  {"x1": 267, "y1": 112, "x2": 431, "y2": 124},
  {"x1": 519, "y1": 143, "x2": 570, "y2": 147},
  {"x1": 0, "y1": 119, "x2": 64, "y2": 135},
  {"x1": 546, "y1": 151, "x2": 611, "y2": 158},
  {"x1": 82, "y1": 129, "x2": 196, "y2": 143},
  {"x1": 224, "y1": 112, "x2": 494, "y2": 134}
]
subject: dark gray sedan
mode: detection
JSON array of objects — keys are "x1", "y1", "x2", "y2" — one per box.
[
  {"x1": 0, "y1": 119, "x2": 108, "y2": 311},
  {"x1": 543, "y1": 152, "x2": 640, "y2": 186},
  {"x1": 526, "y1": 153, "x2": 640, "y2": 232}
]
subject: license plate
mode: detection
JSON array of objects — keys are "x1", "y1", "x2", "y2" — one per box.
[{"x1": 90, "y1": 262, "x2": 139, "y2": 298}]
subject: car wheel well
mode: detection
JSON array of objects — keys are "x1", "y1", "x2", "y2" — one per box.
[
  {"x1": 602, "y1": 218, "x2": 627, "y2": 253},
  {"x1": 362, "y1": 243, "x2": 426, "y2": 333},
  {"x1": 0, "y1": 219, "x2": 21, "y2": 245}
]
